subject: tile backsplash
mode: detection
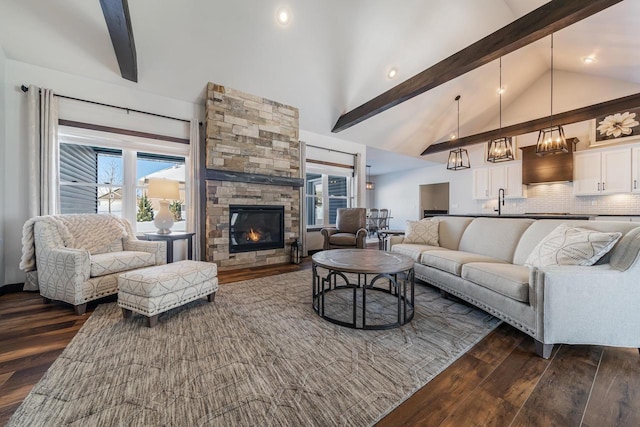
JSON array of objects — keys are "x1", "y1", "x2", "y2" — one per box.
[{"x1": 479, "y1": 182, "x2": 640, "y2": 215}]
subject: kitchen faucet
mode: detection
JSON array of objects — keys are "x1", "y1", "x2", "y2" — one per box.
[{"x1": 495, "y1": 188, "x2": 505, "y2": 216}]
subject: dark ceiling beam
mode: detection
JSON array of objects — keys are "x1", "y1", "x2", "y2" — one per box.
[
  {"x1": 420, "y1": 92, "x2": 640, "y2": 155},
  {"x1": 331, "y1": 0, "x2": 623, "y2": 133},
  {"x1": 99, "y1": 0, "x2": 137, "y2": 82}
]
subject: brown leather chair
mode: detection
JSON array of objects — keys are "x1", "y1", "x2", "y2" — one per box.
[{"x1": 321, "y1": 208, "x2": 367, "y2": 250}]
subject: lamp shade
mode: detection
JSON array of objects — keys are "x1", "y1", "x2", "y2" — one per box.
[{"x1": 147, "y1": 178, "x2": 180, "y2": 200}]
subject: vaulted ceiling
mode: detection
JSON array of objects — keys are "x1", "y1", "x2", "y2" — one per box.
[{"x1": 1, "y1": 0, "x2": 639, "y2": 171}]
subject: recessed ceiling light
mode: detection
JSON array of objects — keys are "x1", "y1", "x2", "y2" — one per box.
[
  {"x1": 387, "y1": 68, "x2": 397, "y2": 79},
  {"x1": 582, "y1": 56, "x2": 596, "y2": 64},
  {"x1": 276, "y1": 7, "x2": 291, "y2": 26},
  {"x1": 497, "y1": 87, "x2": 506, "y2": 95},
  {"x1": 450, "y1": 133, "x2": 457, "y2": 140}
]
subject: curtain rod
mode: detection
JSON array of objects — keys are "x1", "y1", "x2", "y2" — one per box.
[
  {"x1": 21, "y1": 84, "x2": 195, "y2": 125},
  {"x1": 305, "y1": 143, "x2": 357, "y2": 157}
]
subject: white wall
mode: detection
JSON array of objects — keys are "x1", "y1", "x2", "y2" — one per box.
[
  {"x1": 0, "y1": 45, "x2": 7, "y2": 286},
  {"x1": 375, "y1": 146, "x2": 482, "y2": 230},
  {"x1": 2, "y1": 60, "x2": 201, "y2": 286}
]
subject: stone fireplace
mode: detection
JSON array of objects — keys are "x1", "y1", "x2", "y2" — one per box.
[{"x1": 205, "y1": 83, "x2": 302, "y2": 270}]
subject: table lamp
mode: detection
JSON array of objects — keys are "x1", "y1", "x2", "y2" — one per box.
[{"x1": 147, "y1": 178, "x2": 180, "y2": 234}]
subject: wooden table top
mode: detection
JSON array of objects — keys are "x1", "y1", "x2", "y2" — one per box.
[{"x1": 312, "y1": 249, "x2": 414, "y2": 274}]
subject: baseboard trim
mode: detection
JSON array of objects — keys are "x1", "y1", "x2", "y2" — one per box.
[{"x1": 0, "y1": 283, "x2": 25, "y2": 296}]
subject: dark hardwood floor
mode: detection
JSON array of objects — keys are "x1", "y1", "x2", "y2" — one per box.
[{"x1": 1, "y1": 251, "x2": 639, "y2": 426}]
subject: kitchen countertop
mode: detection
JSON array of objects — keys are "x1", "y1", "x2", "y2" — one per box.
[{"x1": 428, "y1": 214, "x2": 596, "y2": 220}]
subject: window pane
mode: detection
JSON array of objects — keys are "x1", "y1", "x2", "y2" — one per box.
[
  {"x1": 136, "y1": 153, "x2": 186, "y2": 232},
  {"x1": 305, "y1": 173, "x2": 322, "y2": 195},
  {"x1": 329, "y1": 198, "x2": 347, "y2": 225},
  {"x1": 97, "y1": 185, "x2": 123, "y2": 216},
  {"x1": 135, "y1": 188, "x2": 156, "y2": 233},
  {"x1": 305, "y1": 172, "x2": 324, "y2": 227},
  {"x1": 306, "y1": 196, "x2": 323, "y2": 227},
  {"x1": 328, "y1": 175, "x2": 347, "y2": 197},
  {"x1": 98, "y1": 151, "x2": 123, "y2": 185},
  {"x1": 60, "y1": 144, "x2": 123, "y2": 214}
]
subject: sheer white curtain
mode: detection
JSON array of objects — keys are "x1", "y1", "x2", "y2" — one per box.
[
  {"x1": 300, "y1": 141, "x2": 307, "y2": 256},
  {"x1": 187, "y1": 119, "x2": 201, "y2": 260},
  {"x1": 27, "y1": 85, "x2": 59, "y2": 217}
]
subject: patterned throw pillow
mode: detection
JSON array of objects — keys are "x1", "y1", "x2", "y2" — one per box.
[
  {"x1": 525, "y1": 223, "x2": 622, "y2": 267},
  {"x1": 404, "y1": 219, "x2": 439, "y2": 246}
]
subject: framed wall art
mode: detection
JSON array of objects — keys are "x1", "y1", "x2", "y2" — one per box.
[{"x1": 590, "y1": 107, "x2": 640, "y2": 147}]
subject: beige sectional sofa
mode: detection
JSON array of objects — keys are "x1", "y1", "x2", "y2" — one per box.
[{"x1": 389, "y1": 216, "x2": 640, "y2": 358}]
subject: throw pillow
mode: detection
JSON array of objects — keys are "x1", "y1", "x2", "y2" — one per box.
[
  {"x1": 404, "y1": 219, "x2": 439, "y2": 246},
  {"x1": 525, "y1": 223, "x2": 622, "y2": 267}
]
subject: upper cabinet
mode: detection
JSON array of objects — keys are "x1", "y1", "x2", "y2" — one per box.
[
  {"x1": 473, "y1": 168, "x2": 490, "y2": 200},
  {"x1": 574, "y1": 148, "x2": 631, "y2": 195},
  {"x1": 504, "y1": 163, "x2": 526, "y2": 199},
  {"x1": 473, "y1": 162, "x2": 525, "y2": 200}
]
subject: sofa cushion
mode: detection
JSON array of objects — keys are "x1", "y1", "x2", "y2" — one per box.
[
  {"x1": 391, "y1": 243, "x2": 445, "y2": 261},
  {"x1": 118, "y1": 260, "x2": 219, "y2": 298},
  {"x1": 329, "y1": 233, "x2": 357, "y2": 246},
  {"x1": 610, "y1": 226, "x2": 640, "y2": 271},
  {"x1": 421, "y1": 250, "x2": 506, "y2": 276},
  {"x1": 90, "y1": 251, "x2": 156, "y2": 277},
  {"x1": 513, "y1": 220, "x2": 638, "y2": 266},
  {"x1": 525, "y1": 224, "x2": 622, "y2": 267},
  {"x1": 93, "y1": 237, "x2": 125, "y2": 255},
  {"x1": 462, "y1": 263, "x2": 530, "y2": 303},
  {"x1": 433, "y1": 216, "x2": 474, "y2": 250},
  {"x1": 404, "y1": 219, "x2": 439, "y2": 245},
  {"x1": 458, "y1": 218, "x2": 534, "y2": 263}
]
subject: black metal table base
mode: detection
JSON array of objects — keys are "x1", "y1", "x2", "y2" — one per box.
[{"x1": 312, "y1": 265, "x2": 415, "y2": 330}]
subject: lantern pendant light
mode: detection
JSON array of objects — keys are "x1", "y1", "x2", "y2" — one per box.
[
  {"x1": 536, "y1": 33, "x2": 568, "y2": 156},
  {"x1": 447, "y1": 95, "x2": 470, "y2": 170},
  {"x1": 487, "y1": 57, "x2": 515, "y2": 163},
  {"x1": 366, "y1": 165, "x2": 375, "y2": 190}
]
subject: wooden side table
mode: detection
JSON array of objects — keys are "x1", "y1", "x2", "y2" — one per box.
[{"x1": 143, "y1": 232, "x2": 195, "y2": 264}]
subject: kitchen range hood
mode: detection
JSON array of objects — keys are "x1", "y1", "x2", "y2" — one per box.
[{"x1": 520, "y1": 138, "x2": 577, "y2": 184}]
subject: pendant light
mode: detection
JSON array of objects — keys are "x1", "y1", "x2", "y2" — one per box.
[
  {"x1": 536, "y1": 33, "x2": 568, "y2": 156},
  {"x1": 447, "y1": 95, "x2": 470, "y2": 170},
  {"x1": 487, "y1": 57, "x2": 515, "y2": 163},
  {"x1": 366, "y1": 165, "x2": 375, "y2": 190}
]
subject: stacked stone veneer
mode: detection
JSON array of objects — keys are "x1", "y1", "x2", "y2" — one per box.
[{"x1": 205, "y1": 83, "x2": 300, "y2": 270}]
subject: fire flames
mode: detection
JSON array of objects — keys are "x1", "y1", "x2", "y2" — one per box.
[{"x1": 246, "y1": 228, "x2": 261, "y2": 242}]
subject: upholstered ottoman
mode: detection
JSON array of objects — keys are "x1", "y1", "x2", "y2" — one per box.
[{"x1": 117, "y1": 260, "x2": 218, "y2": 327}]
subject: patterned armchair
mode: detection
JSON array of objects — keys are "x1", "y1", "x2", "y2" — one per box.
[
  {"x1": 20, "y1": 214, "x2": 166, "y2": 314},
  {"x1": 321, "y1": 208, "x2": 367, "y2": 250}
]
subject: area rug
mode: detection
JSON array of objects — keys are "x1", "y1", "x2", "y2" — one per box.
[{"x1": 9, "y1": 270, "x2": 499, "y2": 426}]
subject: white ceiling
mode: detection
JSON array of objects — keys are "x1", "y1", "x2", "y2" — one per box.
[{"x1": 1, "y1": 0, "x2": 639, "y2": 172}]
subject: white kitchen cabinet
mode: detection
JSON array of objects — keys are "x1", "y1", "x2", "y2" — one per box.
[
  {"x1": 504, "y1": 163, "x2": 526, "y2": 199},
  {"x1": 473, "y1": 168, "x2": 490, "y2": 200},
  {"x1": 473, "y1": 162, "x2": 525, "y2": 200},
  {"x1": 574, "y1": 148, "x2": 631, "y2": 195},
  {"x1": 602, "y1": 149, "x2": 632, "y2": 193},
  {"x1": 632, "y1": 147, "x2": 640, "y2": 193}
]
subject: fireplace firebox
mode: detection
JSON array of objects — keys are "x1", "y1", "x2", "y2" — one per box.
[{"x1": 229, "y1": 205, "x2": 285, "y2": 253}]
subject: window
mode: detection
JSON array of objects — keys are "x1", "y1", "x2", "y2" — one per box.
[
  {"x1": 136, "y1": 153, "x2": 186, "y2": 232},
  {"x1": 305, "y1": 170, "x2": 353, "y2": 228},
  {"x1": 58, "y1": 126, "x2": 190, "y2": 233}
]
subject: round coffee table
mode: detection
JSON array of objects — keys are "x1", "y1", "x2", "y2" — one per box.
[{"x1": 312, "y1": 249, "x2": 415, "y2": 330}]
